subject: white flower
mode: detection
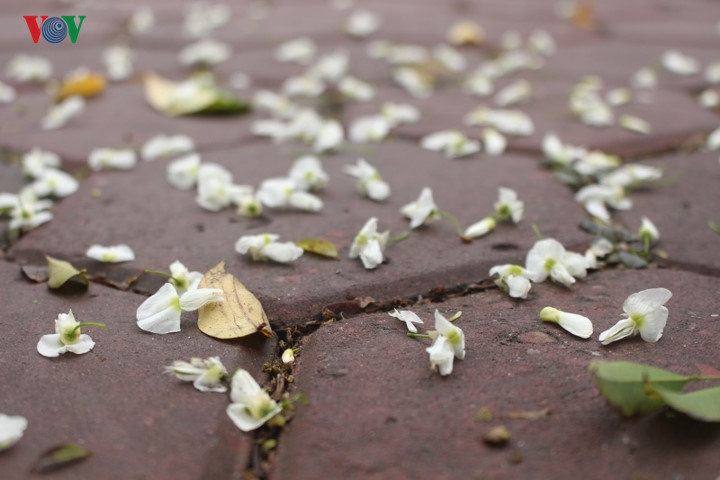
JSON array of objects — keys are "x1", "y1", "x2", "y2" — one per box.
[
  {"x1": 22, "y1": 148, "x2": 61, "y2": 178},
  {"x1": 344, "y1": 158, "x2": 390, "y2": 201},
  {"x1": 275, "y1": 37, "x2": 316, "y2": 64},
  {"x1": 464, "y1": 107, "x2": 534, "y2": 136},
  {"x1": 7, "y1": 188, "x2": 53, "y2": 231},
  {"x1": 619, "y1": 114, "x2": 651, "y2": 134},
  {"x1": 0, "y1": 414, "x2": 27, "y2": 451},
  {"x1": 234, "y1": 191, "x2": 263, "y2": 218},
  {"x1": 420, "y1": 130, "x2": 480, "y2": 158},
  {"x1": 167, "y1": 153, "x2": 201, "y2": 190},
  {"x1": 41, "y1": 96, "x2": 85, "y2": 130},
  {"x1": 599, "y1": 288, "x2": 672, "y2": 345},
  {"x1": 539, "y1": 307, "x2": 593, "y2": 339},
  {"x1": 584, "y1": 237, "x2": 614, "y2": 269},
  {"x1": 285, "y1": 109, "x2": 325, "y2": 143},
  {"x1": 600, "y1": 164, "x2": 662, "y2": 189},
  {"x1": 349, "y1": 115, "x2": 391, "y2": 143},
  {"x1": 310, "y1": 51, "x2": 349, "y2": 82},
  {"x1": 494, "y1": 187, "x2": 523, "y2": 223},
  {"x1": 525, "y1": 238, "x2": 587, "y2": 287},
  {"x1": 226, "y1": 369, "x2": 282, "y2": 432},
  {"x1": 86, "y1": 244, "x2": 135, "y2": 263},
  {"x1": 349, "y1": 217, "x2": 389, "y2": 270},
  {"x1": 489, "y1": 264, "x2": 532, "y2": 299},
  {"x1": 313, "y1": 119, "x2": 344, "y2": 152},
  {"x1": 253, "y1": 90, "x2": 297, "y2": 119},
  {"x1": 235, "y1": 234, "x2": 304, "y2": 263},
  {"x1": 661, "y1": 50, "x2": 699, "y2": 76},
  {"x1": 178, "y1": 39, "x2": 231, "y2": 67},
  {"x1": 169, "y1": 260, "x2": 203, "y2": 294},
  {"x1": 698, "y1": 89, "x2": 719, "y2": 109},
  {"x1": 464, "y1": 72, "x2": 494, "y2": 97},
  {"x1": 463, "y1": 217, "x2": 496, "y2": 239},
  {"x1": 345, "y1": 9, "x2": 380, "y2": 37},
  {"x1": 426, "y1": 310, "x2": 465, "y2": 376},
  {"x1": 388, "y1": 309, "x2": 423, "y2": 333},
  {"x1": 606, "y1": 88, "x2": 632, "y2": 106},
  {"x1": 631, "y1": 67, "x2": 657, "y2": 89},
  {"x1": 639, "y1": 216, "x2": 660, "y2": 244},
  {"x1": 433, "y1": 44, "x2": 466, "y2": 72},
  {"x1": 339, "y1": 76, "x2": 375, "y2": 101},
  {"x1": 183, "y1": 3, "x2": 229, "y2": 38},
  {"x1": 136, "y1": 282, "x2": 223, "y2": 334},
  {"x1": 381, "y1": 102, "x2": 420, "y2": 127},
  {"x1": 103, "y1": 45, "x2": 133, "y2": 81},
  {"x1": 142, "y1": 134, "x2": 195, "y2": 161},
  {"x1": 37, "y1": 310, "x2": 96, "y2": 357},
  {"x1": 256, "y1": 177, "x2": 323, "y2": 212},
  {"x1": 575, "y1": 184, "x2": 631, "y2": 222},
  {"x1": 385, "y1": 44, "x2": 428, "y2": 64},
  {"x1": 164, "y1": 356, "x2": 228, "y2": 393},
  {"x1": 574, "y1": 151, "x2": 620, "y2": 176},
  {"x1": 482, "y1": 128, "x2": 507, "y2": 155},
  {"x1": 282, "y1": 349, "x2": 295, "y2": 364},
  {"x1": 29, "y1": 169, "x2": 78, "y2": 198},
  {"x1": 283, "y1": 74, "x2": 325, "y2": 98},
  {"x1": 288, "y1": 156, "x2": 328, "y2": 192},
  {"x1": 195, "y1": 163, "x2": 234, "y2": 212},
  {"x1": 494, "y1": 79, "x2": 531, "y2": 106},
  {"x1": 401, "y1": 187, "x2": 439, "y2": 229},
  {"x1": 528, "y1": 30, "x2": 556, "y2": 56},
  {"x1": 393, "y1": 67, "x2": 433, "y2": 98},
  {"x1": 0, "y1": 81, "x2": 15, "y2": 103},
  {"x1": 6, "y1": 54, "x2": 52, "y2": 82},
  {"x1": 129, "y1": 6, "x2": 155, "y2": 35},
  {"x1": 88, "y1": 148, "x2": 137, "y2": 171}
]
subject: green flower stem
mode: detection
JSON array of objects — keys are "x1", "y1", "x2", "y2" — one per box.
[
  {"x1": 436, "y1": 210, "x2": 470, "y2": 242},
  {"x1": 643, "y1": 236, "x2": 651, "y2": 255},
  {"x1": 70, "y1": 322, "x2": 107, "y2": 335},
  {"x1": 388, "y1": 231, "x2": 410, "y2": 244},
  {"x1": 531, "y1": 223, "x2": 543, "y2": 240},
  {"x1": 407, "y1": 333, "x2": 431, "y2": 339},
  {"x1": 144, "y1": 269, "x2": 174, "y2": 279}
]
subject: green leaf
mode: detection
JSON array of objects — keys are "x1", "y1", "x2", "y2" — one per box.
[
  {"x1": 590, "y1": 361, "x2": 689, "y2": 416},
  {"x1": 46, "y1": 256, "x2": 88, "y2": 289},
  {"x1": 295, "y1": 239, "x2": 339, "y2": 259},
  {"x1": 646, "y1": 383, "x2": 720, "y2": 422},
  {"x1": 201, "y1": 93, "x2": 251, "y2": 115},
  {"x1": 32, "y1": 443, "x2": 91, "y2": 473}
]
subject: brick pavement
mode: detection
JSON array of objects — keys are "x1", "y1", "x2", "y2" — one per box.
[{"x1": 1, "y1": 1, "x2": 719, "y2": 479}]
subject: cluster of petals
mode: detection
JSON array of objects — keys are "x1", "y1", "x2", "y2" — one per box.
[
  {"x1": 235, "y1": 234, "x2": 304, "y2": 263},
  {"x1": 37, "y1": 310, "x2": 96, "y2": 358},
  {"x1": 165, "y1": 356, "x2": 228, "y2": 393},
  {"x1": 344, "y1": 158, "x2": 390, "y2": 201},
  {"x1": 349, "y1": 217, "x2": 389, "y2": 269},
  {"x1": 226, "y1": 369, "x2": 282, "y2": 432}
]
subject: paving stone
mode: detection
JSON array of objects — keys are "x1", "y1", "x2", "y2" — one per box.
[
  {"x1": 8, "y1": 140, "x2": 591, "y2": 329},
  {"x1": 0, "y1": 159, "x2": 25, "y2": 194},
  {"x1": 0, "y1": 82, "x2": 255, "y2": 164},
  {"x1": 273, "y1": 268, "x2": 720, "y2": 480},
  {"x1": 614, "y1": 150, "x2": 720, "y2": 275},
  {"x1": 542, "y1": 41, "x2": 720, "y2": 92},
  {"x1": 0, "y1": 260, "x2": 275, "y2": 480},
  {"x1": 605, "y1": 18, "x2": 720, "y2": 48},
  {"x1": 344, "y1": 81, "x2": 719, "y2": 158}
]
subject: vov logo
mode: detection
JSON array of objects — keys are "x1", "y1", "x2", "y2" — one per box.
[{"x1": 23, "y1": 16, "x2": 86, "y2": 44}]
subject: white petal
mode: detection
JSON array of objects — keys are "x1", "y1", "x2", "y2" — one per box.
[
  {"x1": 505, "y1": 275, "x2": 531, "y2": 299},
  {"x1": 388, "y1": 309, "x2": 423, "y2": 333},
  {"x1": 639, "y1": 306, "x2": 669, "y2": 342},
  {"x1": 179, "y1": 288, "x2": 223, "y2": 311},
  {"x1": 288, "y1": 191, "x2": 323, "y2": 211},
  {"x1": 37, "y1": 334, "x2": 65, "y2": 357},
  {"x1": 0, "y1": 415, "x2": 28, "y2": 451},
  {"x1": 550, "y1": 263, "x2": 576, "y2": 287},
  {"x1": 226, "y1": 403, "x2": 280, "y2": 432},
  {"x1": 622, "y1": 288, "x2": 672, "y2": 316},
  {"x1": 261, "y1": 242, "x2": 304, "y2": 263},
  {"x1": 359, "y1": 239, "x2": 383, "y2": 269},
  {"x1": 426, "y1": 336, "x2": 455, "y2": 376},
  {"x1": 599, "y1": 318, "x2": 637, "y2": 345},
  {"x1": 64, "y1": 334, "x2": 95, "y2": 354},
  {"x1": 557, "y1": 312, "x2": 593, "y2": 339},
  {"x1": 365, "y1": 179, "x2": 390, "y2": 201}
]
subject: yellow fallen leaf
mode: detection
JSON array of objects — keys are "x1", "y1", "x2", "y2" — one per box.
[
  {"x1": 144, "y1": 72, "x2": 249, "y2": 116},
  {"x1": 46, "y1": 255, "x2": 88, "y2": 289},
  {"x1": 569, "y1": 2, "x2": 597, "y2": 31},
  {"x1": 447, "y1": 20, "x2": 485, "y2": 46},
  {"x1": 197, "y1": 261, "x2": 273, "y2": 339},
  {"x1": 295, "y1": 238, "x2": 338, "y2": 259},
  {"x1": 55, "y1": 72, "x2": 106, "y2": 102}
]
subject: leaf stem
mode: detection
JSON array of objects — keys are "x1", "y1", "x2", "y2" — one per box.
[
  {"x1": 709, "y1": 220, "x2": 720, "y2": 235},
  {"x1": 531, "y1": 223, "x2": 543, "y2": 240},
  {"x1": 388, "y1": 231, "x2": 410, "y2": 243},
  {"x1": 407, "y1": 332, "x2": 431, "y2": 339},
  {"x1": 71, "y1": 322, "x2": 107, "y2": 335}
]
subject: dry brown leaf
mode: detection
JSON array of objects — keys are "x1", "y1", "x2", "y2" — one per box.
[
  {"x1": 504, "y1": 408, "x2": 551, "y2": 420},
  {"x1": 570, "y1": 2, "x2": 597, "y2": 31},
  {"x1": 197, "y1": 261, "x2": 273, "y2": 339},
  {"x1": 55, "y1": 72, "x2": 107, "y2": 102}
]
